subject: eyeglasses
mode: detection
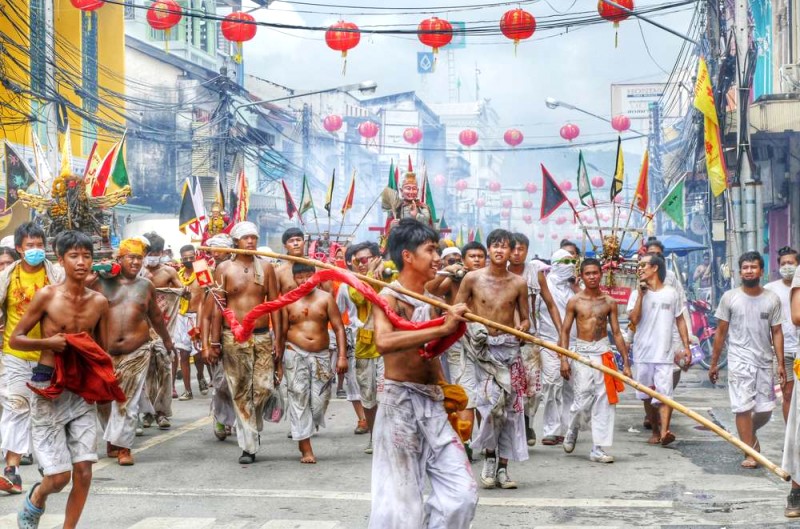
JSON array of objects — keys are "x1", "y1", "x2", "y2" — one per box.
[
  {"x1": 354, "y1": 256, "x2": 373, "y2": 265},
  {"x1": 556, "y1": 258, "x2": 578, "y2": 265},
  {"x1": 445, "y1": 258, "x2": 462, "y2": 266},
  {"x1": 637, "y1": 262, "x2": 652, "y2": 269}
]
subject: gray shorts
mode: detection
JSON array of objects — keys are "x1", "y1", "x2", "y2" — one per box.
[{"x1": 30, "y1": 381, "x2": 98, "y2": 476}]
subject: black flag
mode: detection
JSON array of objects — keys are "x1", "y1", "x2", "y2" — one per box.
[{"x1": 540, "y1": 164, "x2": 568, "y2": 220}]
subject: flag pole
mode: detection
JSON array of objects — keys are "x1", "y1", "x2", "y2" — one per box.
[
  {"x1": 622, "y1": 173, "x2": 689, "y2": 255},
  {"x1": 564, "y1": 199, "x2": 601, "y2": 251},
  {"x1": 349, "y1": 193, "x2": 382, "y2": 240}
]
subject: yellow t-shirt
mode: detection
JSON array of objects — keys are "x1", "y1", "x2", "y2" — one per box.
[
  {"x1": 350, "y1": 286, "x2": 380, "y2": 360},
  {"x1": 3, "y1": 266, "x2": 47, "y2": 362}
]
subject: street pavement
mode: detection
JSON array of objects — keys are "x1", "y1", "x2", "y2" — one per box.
[{"x1": 0, "y1": 367, "x2": 799, "y2": 528}]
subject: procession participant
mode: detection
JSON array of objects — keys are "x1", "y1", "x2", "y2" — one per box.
[
  {"x1": 0, "y1": 247, "x2": 18, "y2": 271},
  {"x1": 782, "y1": 258, "x2": 800, "y2": 517},
  {"x1": 765, "y1": 246, "x2": 798, "y2": 422},
  {"x1": 455, "y1": 229, "x2": 530, "y2": 490},
  {"x1": 174, "y1": 245, "x2": 207, "y2": 400},
  {"x1": 509, "y1": 233, "x2": 563, "y2": 447},
  {"x1": 12, "y1": 231, "x2": 111, "y2": 529},
  {"x1": 92, "y1": 238, "x2": 174, "y2": 466},
  {"x1": 560, "y1": 239, "x2": 581, "y2": 257},
  {"x1": 209, "y1": 221, "x2": 282, "y2": 464},
  {"x1": 0, "y1": 222, "x2": 64, "y2": 494},
  {"x1": 628, "y1": 253, "x2": 691, "y2": 446},
  {"x1": 461, "y1": 241, "x2": 487, "y2": 271},
  {"x1": 425, "y1": 246, "x2": 463, "y2": 304},
  {"x1": 141, "y1": 232, "x2": 182, "y2": 429},
  {"x1": 275, "y1": 228, "x2": 306, "y2": 295},
  {"x1": 538, "y1": 249, "x2": 575, "y2": 446},
  {"x1": 710, "y1": 251, "x2": 784, "y2": 468},
  {"x1": 283, "y1": 263, "x2": 347, "y2": 464},
  {"x1": 384, "y1": 161, "x2": 431, "y2": 229},
  {"x1": 694, "y1": 252, "x2": 713, "y2": 303},
  {"x1": 559, "y1": 258, "x2": 630, "y2": 463},
  {"x1": 369, "y1": 218, "x2": 476, "y2": 528}
]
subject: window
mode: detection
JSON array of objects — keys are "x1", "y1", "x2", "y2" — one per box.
[
  {"x1": 124, "y1": 0, "x2": 136, "y2": 20},
  {"x1": 82, "y1": 11, "x2": 99, "y2": 114},
  {"x1": 29, "y1": 0, "x2": 46, "y2": 96}
]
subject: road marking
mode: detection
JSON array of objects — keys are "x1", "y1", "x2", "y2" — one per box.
[
  {"x1": 127, "y1": 517, "x2": 216, "y2": 529},
  {"x1": 617, "y1": 404, "x2": 712, "y2": 411},
  {"x1": 92, "y1": 486, "x2": 674, "y2": 509},
  {"x1": 0, "y1": 513, "x2": 64, "y2": 529},
  {"x1": 261, "y1": 522, "x2": 342, "y2": 529},
  {"x1": 94, "y1": 416, "x2": 211, "y2": 472}
]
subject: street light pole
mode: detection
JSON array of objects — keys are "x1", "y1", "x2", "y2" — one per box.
[{"x1": 545, "y1": 97, "x2": 648, "y2": 137}]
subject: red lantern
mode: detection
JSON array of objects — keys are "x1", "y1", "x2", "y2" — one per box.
[
  {"x1": 459, "y1": 129, "x2": 478, "y2": 148},
  {"x1": 598, "y1": 0, "x2": 634, "y2": 46},
  {"x1": 433, "y1": 174, "x2": 447, "y2": 188},
  {"x1": 358, "y1": 121, "x2": 379, "y2": 139},
  {"x1": 556, "y1": 215, "x2": 567, "y2": 225},
  {"x1": 611, "y1": 114, "x2": 631, "y2": 133},
  {"x1": 403, "y1": 127, "x2": 423, "y2": 145},
  {"x1": 525, "y1": 182, "x2": 538, "y2": 193},
  {"x1": 455, "y1": 179, "x2": 468, "y2": 192},
  {"x1": 325, "y1": 21, "x2": 360, "y2": 74},
  {"x1": 504, "y1": 128, "x2": 524, "y2": 148},
  {"x1": 523, "y1": 214, "x2": 533, "y2": 224},
  {"x1": 502, "y1": 198, "x2": 513, "y2": 208},
  {"x1": 560, "y1": 123, "x2": 580, "y2": 142},
  {"x1": 221, "y1": 12, "x2": 257, "y2": 63},
  {"x1": 501, "y1": 210, "x2": 511, "y2": 219},
  {"x1": 537, "y1": 233, "x2": 545, "y2": 240},
  {"x1": 418, "y1": 17, "x2": 453, "y2": 54},
  {"x1": 500, "y1": 8, "x2": 536, "y2": 53},
  {"x1": 323, "y1": 115, "x2": 343, "y2": 133},
  {"x1": 488, "y1": 181, "x2": 501, "y2": 192},
  {"x1": 560, "y1": 181, "x2": 572, "y2": 191},
  {"x1": 71, "y1": 0, "x2": 104, "y2": 10},
  {"x1": 522, "y1": 199, "x2": 533, "y2": 209},
  {"x1": 541, "y1": 217, "x2": 549, "y2": 225},
  {"x1": 591, "y1": 176, "x2": 605, "y2": 187},
  {"x1": 146, "y1": 0, "x2": 182, "y2": 51},
  {"x1": 551, "y1": 233, "x2": 559, "y2": 240},
  {"x1": 476, "y1": 197, "x2": 486, "y2": 207}
]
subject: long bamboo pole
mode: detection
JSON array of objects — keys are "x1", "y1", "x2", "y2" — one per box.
[{"x1": 201, "y1": 246, "x2": 790, "y2": 481}]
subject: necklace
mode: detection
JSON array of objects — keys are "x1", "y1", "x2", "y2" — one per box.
[{"x1": 244, "y1": 266, "x2": 249, "y2": 273}]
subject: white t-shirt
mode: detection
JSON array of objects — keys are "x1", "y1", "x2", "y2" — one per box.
[
  {"x1": 714, "y1": 288, "x2": 782, "y2": 368},
  {"x1": 765, "y1": 280, "x2": 798, "y2": 357},
  {"x1": 626, "y1": 286, "x2": 682, "y2": 364},
  {"x1": 536, "y1": 275, "x2": 575, "y2": 344}
]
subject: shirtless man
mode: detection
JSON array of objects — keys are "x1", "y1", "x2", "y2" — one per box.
[
  {"x1": 283, "y1": 263, "x2": 347, "y2": 464},
  {"x1": 275, "y1": 228, "x2": 305, "y2": 295},
  {"x1": 369, "y1": 218, "x2": 476, "y2": 528},
  {"x1": 461, "y1": 241, "x2": 486, "y2": 271},
  {"x1": 140, "y1": 232, "x2": 182, "y2": 429},
  {"x1": 455, "y1": 229, "x2": 530, "y2": 490},
  {"x1": 11, "y1": 231, "x2": 110, "y2": 529},
  {"x1": 559, "y1": 258, "x2": 630, "y2": 463},
  {"x1": 174, "y1": 245, "x2": 206, "y2": 400},
  {"x1": 92, "y1": 238, "x2": 175, "y2": 466},
  {"x1": 209, "y1": 222, "x2": 282, "y2": 464}
]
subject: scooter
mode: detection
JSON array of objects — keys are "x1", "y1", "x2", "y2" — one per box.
[{"x1": 687, "y1": 298, "x2": 725, "y2": 369}]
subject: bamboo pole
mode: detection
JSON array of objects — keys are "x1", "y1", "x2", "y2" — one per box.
[{"x1": 200, "y1": 246, "x2": 791, "y2": 481}]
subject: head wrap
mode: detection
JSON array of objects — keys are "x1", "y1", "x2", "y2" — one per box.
[
  {"x1": 230, "y1": 221, "x2": 258, "y2": 241},
  {"x1": 549, "y1": 249, "x2": 576, "y2": 284},
  {"x1": 118, "y1": 238, "x2": 148, "y2": 257},
  {"x1": 0, "y1": 235, "x2": 13, "y2": 249},
  {"x1": 441, "y1": 247, "x2": 461, "y2": 259},
  {"x1": 206, "y1": 234, "x2": 233, "y2": 249}
]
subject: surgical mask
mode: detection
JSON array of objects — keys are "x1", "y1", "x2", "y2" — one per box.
[
  {"x1": 550, "y1": 263, "x2": 576, "y2": 283},
  {"x1": 780, "y1": 264, "x2": 797, "y2": 280},
  {"x1": 23, "y1": 248, "x2": 45, "y2": 267},
  {"x1": 160, "y1": 256, "x2": 171, "y2": 264},
  {"x1": 181, "y1": 260, "x2": 194, "y2": 270},
  {"x1": 144, "y1": 256, "x2": 160, "y2": 267}
]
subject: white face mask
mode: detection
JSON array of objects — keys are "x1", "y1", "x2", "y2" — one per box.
[
  {"x1": 144, "y1": 256, "x2": 160, "y2": 267},
  {"x1": 160, "y1": 255, "x2": 171, "y2": 264},
  {"x1": 780, "y1": 264, "x2": 797, "y2": 280}
]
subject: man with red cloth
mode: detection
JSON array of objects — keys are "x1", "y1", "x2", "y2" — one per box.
[{"x1": 10, "y1": 231, "x2": 116, "y2": 529}]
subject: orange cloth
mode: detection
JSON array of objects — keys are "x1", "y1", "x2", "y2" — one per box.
[
  {"x1": 601, "y1": 352, "x2": 625, "y2": 405},
  {"x1": 28, "y1": 332, "x2": 126, "y2": 404}
]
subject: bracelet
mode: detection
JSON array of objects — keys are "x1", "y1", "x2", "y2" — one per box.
[{"x1": 209, "y1": 342, "x2": 221, "y2": 347}]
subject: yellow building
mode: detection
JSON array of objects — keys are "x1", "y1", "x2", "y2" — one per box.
[{"x1": 0, "y1": 0, "x2": 126, "y2": 234}]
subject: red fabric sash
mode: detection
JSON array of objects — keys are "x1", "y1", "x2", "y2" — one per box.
[
  {"x1": 601, "y1": 351, "x2": 625, "y2": 405},
  {"x1": 221, "y1": 268, "x2": 464, "y2": 359}
]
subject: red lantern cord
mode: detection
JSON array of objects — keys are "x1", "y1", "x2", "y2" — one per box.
[
  {"x1": 598, "y1": 0, "x2": 634, "y2": 47},
  {"x1": 325, "y1": 21, "x2": 360, "y2": 75}
]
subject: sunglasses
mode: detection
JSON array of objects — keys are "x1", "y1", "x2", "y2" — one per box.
[
  {"x1": 637, "y1": 261, "x2": 652, "y2": 269},
  {"x1": 354, "y1": 256, "x2": 374, "y2": 265},
  {"x1": 556, "y1": 258, "x2": 578, "y2": 265},
  {"x1": 445, "y1": 258, "x2": 462, "y2": 266}
]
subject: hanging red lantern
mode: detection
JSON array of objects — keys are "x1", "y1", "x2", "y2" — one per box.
[
  {"x1": 598, "y1": 0, "x2": 634, "y2": 46},
  {"x1": 556, "y1": 215, "x2": 567, "y2": 225},
  {"x1": 560, "y1": 123, "x2": 580, "y2": 142},
  {"x1": 476, "y1": 197, "x2": 486, "y2": 207},
  {"x1": 523, "y1": 214, "x2": 533, "y2": 224},
  {"x1": 403, "y1": 127, "x2": 423, "y2": 145},
  {"x1": 323, "y1": 115, "x2": 343, "y2": 133},
  {"x1": 433, "y1": 174, "x2": 447, "y2": 187},
  {"x1": 504, "y1": 128, "x2": 524, "y2": 148},
  {"x1": 71, "y1": 0, "x2": 104, "y2": 10},
  {"x1": 499, "y1": 8, "x2": 536, "y2": 54},
  {"x1": 525, "y1": 182, "x2": 538, "y2": 194},
  {"x1": 358, "y1": 121, "x2": 379, "y2": 139},
  {"x1": 418, "y1": 17, "x2": 453, "y2": 54},
  {"x1": 455, "y1": 179, "x2": 468, "y2": 192},
  {"x1": 522, "y1": 199, "x2": 533, "y2": 209},
  {"x1": 551, "y1": 233, "x2": 559, "y2": 240},
  {"x1": 488, "y1": 181, "x2": 501, "y2": 192},
  {"x1": 459, "y1": 129, "x2": 478, "y2": 147},
  {"x1": 501, "y1": 210, "x2": 511, "y2": 219},
  {"x1": 502, "y1": 198, "x2": 513, "y2": 208},
  {"x1": 146, "y1": 0, "x2": 182, "y2": 51},
  {"x1": 221, "y1": 11, "x2": 257, "y2": 63},
  {"x1": 570, "y1": 198, "x2": 579, "y2": 206},
  {"x1": 560, "y1": 181, "x2": 572, "y2": 191},
  {"x1": 611, "y1": 114, "x2": 631, "y2": 133},
  {"x1": 325, "y1": 21, "x2": 360, "y2": 75},
  {"x1": 591, "y1": 176, "x2": 605, "y2": 187}
]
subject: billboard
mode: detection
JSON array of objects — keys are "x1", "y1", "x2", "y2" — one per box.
[{"x1": 611, "y1": 83, "x2": 685, "y2": 120}]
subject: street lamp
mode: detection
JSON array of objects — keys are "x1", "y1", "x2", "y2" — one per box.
[
  {"x1": 545, "y1": 97, "x2": 647, "y2": 137},
  {"x1": 234, "y1": 80, "x2": 378, "y2": 116}
]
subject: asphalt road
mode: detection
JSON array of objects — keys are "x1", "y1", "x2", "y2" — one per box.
[{"x1": 0, "y1": 368, "x2": 798, "y2": 528}]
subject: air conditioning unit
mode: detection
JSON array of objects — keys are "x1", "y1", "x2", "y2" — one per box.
[{"x1": 781, "y1": 64, "x2": 800, "y2": 91}]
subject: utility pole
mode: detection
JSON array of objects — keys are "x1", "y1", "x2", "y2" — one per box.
[
  {"x1": 216, "y1": 67, "x2": 231, "y2": 197},
  {"x1": 302, "y1": 103, "x2": 311, "y2": 191},
  {"x1": 648, "y1": 101, "x2": 663, "y2": 233},
  {"x1": 44, "y1": 0, "x2": 58, "y2": 171}
]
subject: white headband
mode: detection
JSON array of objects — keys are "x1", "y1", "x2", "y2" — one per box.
[{"x1": 230, "y1": 222, "x2": 258, "y2": 241}]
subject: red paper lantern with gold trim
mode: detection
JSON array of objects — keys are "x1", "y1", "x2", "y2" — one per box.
[
  {"x1": 598, "y1": 0, "x2": 634, "y2": 46},
  {"x1": 459, "y1": 129, "x2": 478, "y2": 148},
  {"x1": 403, "y1": 127, "x2": 423, "y2": 145},
  {"x1": 323, "y1": 115, "x2": 343, "y2": 133},
  {"x1": 71, "y1": 0, "x2": 104, "y2": 10},
  {"x1": 418, "y1": 17, "x2": 453, "y2": 54},
  {"x1": 222, "y1": 12, "x2": 257, "y2": 63},
  {"x1": 499, "y1": 8, "x2": 536, "y2": 53},
  {"x1": 504, "y1": 128, "x2": 524, "y2": 148},
  {"x1": 147, "y1": 0, "x2": 181, "y2": 31},
  {"x1": 560, "y1": 123, "x2": 580, "y2": 142},
  {"x1": 358, "y1": 121, "x2": 379, "y2": 139},
  {"x1": 326, "y1": 21, "x2": 360, "y2": 74}
]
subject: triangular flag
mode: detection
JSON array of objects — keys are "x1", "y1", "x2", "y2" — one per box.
[
  {"x1": 540, "y1": 164, "x2": 569, "y2": 220},
  {"x1": 422, "y1": 166, "x2": 437, "y2": 223},
  {"x1": 230, "y1": 168, "x2": 249, "y2": 223},
  {"x1": 59, "y1": 124, "x2": 72, "y2": 178},
  {"x1": 456, "y1": 226, "x2": 464, "y2": 247},
  {"x1": 468, "y1": 228, "x2": 475, "y2": 243},
  {"x1": 215, "y1": 177, "x2": 226, "y2": 210},
  {"x1": 178, "y1": 177, "x2": 207, "y2": 235},
  {"x1": 634, "y1": 150, "x2": 649, "y2": 211},
  {"x1": 4, "y1": 142, "x2": 35, "y2": 209},
  {"x1": 694, "y1": 57, "x2": 728, "y2": 197},
  {"x1": 438, "y1": 216, "x2": 448, "y2": 230},
  {"x1": 91, "y1": 137, "x2": 121, "y2": 197},
  {"x1": 662, "y1": 179, "x2": 685, "y2": 229},
  {"x1": 298, "y1": 175, "x2": 315, "y2": 217},
  {"x1": 31, "y1": 131, "x2": 53, "y2": 196},
  {"x1": 324, "y1": 168, "x2": 335, "y2": 214},
  {"x1": 387, "y1": 159, "x2": 397, "y2": 191},
  {"x1": 610, "y1": 137, "x2": 624, "y2": 200},
  {"x1": 82, "y1": 141, "x2": 102, "y2": 196},
  {"x1": 576, "y1": 151, "x2": 593, "y2": 206},
  {"x1": 474, "y1": 227, "x2": 483, "y2": 244},
  {"x1": 104, "y1": 134, "x2": 129, "y2": 195},
  {"x1": 341, "y1": 171, "x2": 356, "y2": 216},
  {"x1": 282, "y1": 179, "x2": 298, "y2": 219}
]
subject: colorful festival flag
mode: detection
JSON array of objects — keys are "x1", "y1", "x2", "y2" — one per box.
[
  {"x1": 694, "y1": 57, "x2": 728, "y2": 197},
  {"x1": 298, "y1": 175, "x2": 314, "y2": 217},
  {"x1": 4, "y1": 142, "x2": 35, "y2": 209},
  {"x1": 178, "y1": 176, "x2": 207, "y2": 235},
  {"x1": 104, "y1": 134, "x2": 129, "y2": 195},
  {"x1": 421, "y1": 167, "x2": 437, "y2": 223},
  {"x1": 576, "y1": 151, "x2": 593, "y2": 206},
  {"x1": 610, "y1": 137, "x2": 624, "y2": 201},
  {"x1": 324, "y1": 169, "x2": 335, "y2": 214},
  {"x1": 91, "y1": 134, "x2": 126, "y2": 197},
  {"x1": 281, "y1": 179, "x2": 298, "y2": 220},
  {"x1": 540, "y1": 164, "x2": 569, "y2": 220},
  {"x1": 634, "y1": 150, "x2": 650, "y2": 212},
  {"x1": 387, "y1": 159, "x2": 397, "y2": 191},
  {"x1": 456, "y1": 226, "x2": 464, "y2": 248},
  {"x1": 661, "y1": 179, "x2": 685, "y2": 229},
  {"x1": 474, "y1": 227, "x2": 483, "y2": 244},
  {"x1": 230, "y1": 168, "x2": 249, "y2": 223},
  {"x1": 341, "y1": 172, "x2": 356, "y2": 216},
  {"x1": 31, "y1": 131, "x2": 53, "y2": 195}
]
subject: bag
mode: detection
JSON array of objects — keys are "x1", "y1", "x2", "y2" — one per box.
[{"x1": 263, "y1": 380, "x2": 288, "y2": 423}]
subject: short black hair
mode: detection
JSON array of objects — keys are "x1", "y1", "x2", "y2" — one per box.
[
  {"x1": 179, "y1": 244, "x2": 195, "y2": 255},
  {"x1": 739, "y1": 250, "x2": 764, "y2": 270},
  {"x1": 461, "y1": 241, "x2": 487, "y2": 257},
  {"x1": 388, "y1": 218, "x2": 439, "y2": 272},
  {"x1": 512, "y1": 233, "x2": 529, "y2": 248},
  {"x1": 282, "y1": 228, "x2": 304, "y2": 245},
  {"x1": 0, "y1": 247, "x2": 19, "y2": 261},
  {"x1": 560, "y1": 239, "x2": 581, "y2": 256},
  {"x1": 55, "y1": 230, "x2": 94, "y2": 258},
  {"x1": 777, "y1": 246, "x2": 799, "y2": 265},
  {"x1": 645, "y1": 252, "x2": 667, "y2": 282},
  {"x1": 580, "y1": 257, "x2": 602, "y2": 274},
  {"x1": 292, "y1": 262, "x2": 315, "y2": 276},
  {"x1": 143, "y1": 232, "x2": 165, "y2": 253},
  {"x1": 14, "y1": 222, "x2": 45, "y2": 249},
  {"x1": 486, "y1": 229, "x2": 514, "y2": 249},
  {"x1": 645, "y1": 237, "x2": 664, "y2": 253}
]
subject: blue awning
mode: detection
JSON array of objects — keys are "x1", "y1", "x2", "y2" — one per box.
[{"x1": 659, "y1": 234, "x2": 706, "y2": 254}]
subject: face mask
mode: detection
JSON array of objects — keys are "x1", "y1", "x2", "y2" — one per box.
[
  {"x1": 551, "y1": 263, "x2": 576, "y2": 283},
  {"x1": 23, "y1": 248, "x2": 45, "y2": 267},
  {"x1": 144, "y1": 256, "x2": 160, "y2": 267},
  {"x1": 181, "y1": 260, "x2": 194, "y2": 270},
  {"x1": 780, "y1": 265, "x2": 797, "y2": 280},
  {"x1": 742, "y1": 277, "x2": 760, "y2": 288},
  {"x1": 160, "y1": 256, "x2": 171, "y2": 264}
]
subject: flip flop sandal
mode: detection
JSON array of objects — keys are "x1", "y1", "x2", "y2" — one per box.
[{"x1": 660, "y1": 431, "x2": 676, "y2": 446}]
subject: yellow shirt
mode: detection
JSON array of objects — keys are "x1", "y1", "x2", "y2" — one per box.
[
  {"x1": 3, "y1": 266, "x2": 47, "y2": 362},
  {"x1": 350, "y1": 286, "x2": 380, "y2": 360}
]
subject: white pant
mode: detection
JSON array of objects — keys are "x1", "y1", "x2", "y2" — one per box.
[
  {"x1": 103, "y1": 344, "x2": 151, "y2": 449},
  {"x1": 0, "y1": 355, "x2": 35, "y2": 456},
  {"x1": 782, "y1": 371, "x2": 800, "y2": 479},
  {"x1": 356, "y1": 356, "x2": 384, "y2": 410},
  {"x1": 567, "y1": 340, "x2": 615, "y2": 448},
  {"x1": 369, "y1": 380, "x2": 477, "y2": 529},
  {"x1": 727, "y1": 360, "x2": 775, "y2": 414},
  {"x1": 540, "y1": 347, "x2": 573, "y2": 438},
  {"x1": 210, "y1": 361, "x2": 235, "y2": 427},
  {"x1": 284, "y1": 343, "x2": 333, "y2": 441},
  {"x1": 447, "y1": 340, "x2": 477, "y2": 409}
]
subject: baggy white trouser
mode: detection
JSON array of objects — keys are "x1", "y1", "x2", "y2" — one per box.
[
  {"x1": 567, "y1": 339, "x2": 615, "y2": 448},
  {"x1": 446, "y1": 339, "x2": 477, "y2": 409},
  {"x1": 520, "y1": 343, "x2": 542, "y2": 424},
  {"x1": 145, "y1": 339, "x2": 172, "y2": 417},
  {"x1": 342, "y1": 328, "x2": 361, "y2": 402},
  {"x1": 103, "y1": 343, "x2": 152, "y2": 449},
  {"x1": 284, "y1": 343, "x2": 333, "y2": 441},
  {"x1": 210, "y1": 361, "x2": 235, "y2": 427},
  {"x1": 369, "y1": 380, "x2": 477, "y2": 529},
  {"x1": 355, "y1": 356, "x2": 384, "y2": 410},
  {"x1": 0, "y1": 355, "x2": 35, "y2": 456},
  {"x1": 540, "y1": 345, "x2": 573, "y2": 438},
  {"x1": 782, "y1": 360, "x2": 800, "y2": 479}
]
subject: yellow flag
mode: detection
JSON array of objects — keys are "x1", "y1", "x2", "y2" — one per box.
[
  {"x1": 693, "y1": 57, "x2": 718, "y2": 124},
  {"x1": 694, "y1": 57, "x2": 727, "y2": 197},
  {"x1": 59, "y1": 124, "x2": 72, "y2": 178}
]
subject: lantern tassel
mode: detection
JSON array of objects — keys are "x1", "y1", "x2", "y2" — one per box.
[
  {"x1": 234, "y1": 42, "x2": 243, "y2": 64},
  {"x1": 165, "y1": 29, "x2": 170, "y2": 53},
  {"x1": 514, "y1": 39, "x2": 519, "y2": 57},
  {"x1": 341, "y1": 50, "x2": 347, "y2": 76},
  {"x1": 614, "y1": 22, "x2": 620, "y2": 48}
]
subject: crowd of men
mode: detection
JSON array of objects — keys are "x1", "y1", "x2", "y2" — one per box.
[{"x1": 0, "y1": 218, "x2": 798, "y2": 528}]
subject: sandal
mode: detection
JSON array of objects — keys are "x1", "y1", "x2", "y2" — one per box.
[
  {"x1": 741, "y1": 458, "x2": 759, "y2": 469},
  {"x1": 660, "y1": 431, "x2": 676, "y2": 446},
  {"x1": 178, "y1": 391, "x2": 193, "y2": 401}
]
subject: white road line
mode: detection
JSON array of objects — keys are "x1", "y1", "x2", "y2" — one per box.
[
  {"x1": 92, "y1": 486, "x2": 674, "y2": 509},
  {"x1": 0, "y1": 513, "x2": 64, "y2": 529},
  {"x1": 260, "y1": 521, "x2": 342, "y2": 529},
  {"x1": 616, "y1": 404, "x2": 712, "y2": 411},
  {"x1": 127, "y1": 517, "x2": 216, "y2": 529}
]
